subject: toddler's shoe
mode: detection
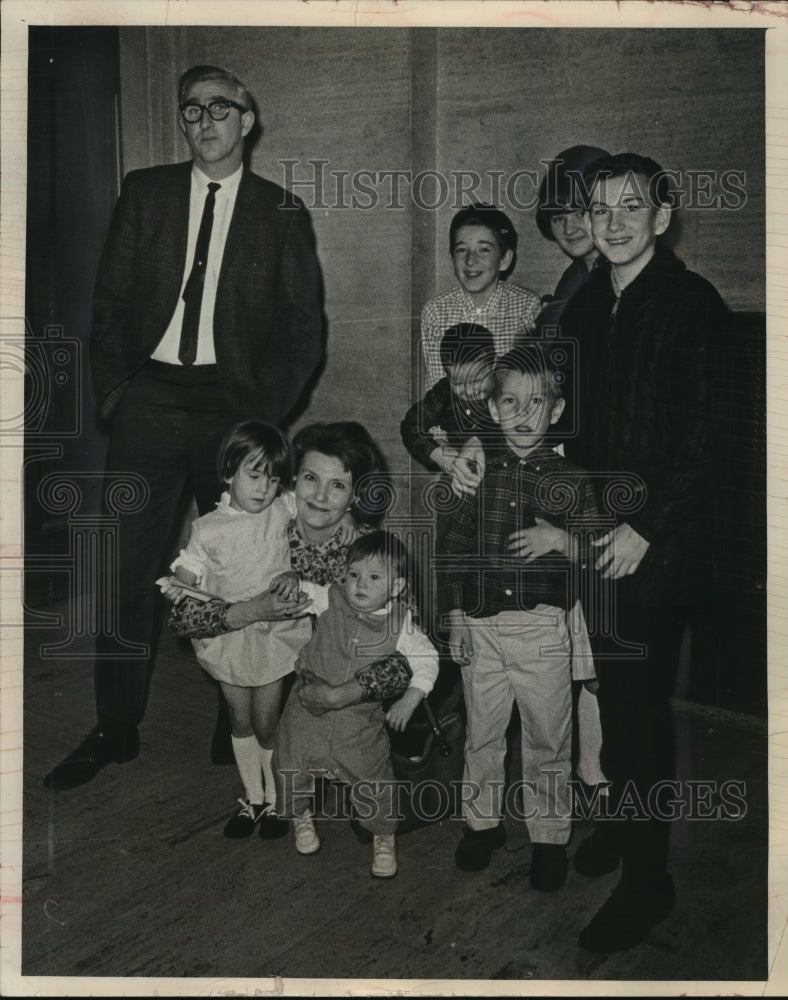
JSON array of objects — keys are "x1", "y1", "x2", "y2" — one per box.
[
  {"x1": 371, "y1": 833, "x2": 397, "y2": 878},
  {"x1": 529, "y1": 843, "x2": 567, "y2": 892},
  {"x1": 223, "y1": 799, "x2": 265, "y2": 838},
  {"x1": 259, "y1": 803, "x2": 289, "y2": 840},
  {"x1": 293, "y1": 809, "x2": 321, "y2": 854},
  {"x1": 454, "y1": 824, "x2": 506, "y2": 871}
]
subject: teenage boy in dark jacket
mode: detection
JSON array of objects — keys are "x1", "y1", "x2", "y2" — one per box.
[{"x1": 561, "y1": 152, "x2": 729, "y2": 952}]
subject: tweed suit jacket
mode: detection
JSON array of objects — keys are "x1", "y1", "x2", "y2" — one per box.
[{"x1": 91, "y1": 160, "x2": 323, "y2": 423}]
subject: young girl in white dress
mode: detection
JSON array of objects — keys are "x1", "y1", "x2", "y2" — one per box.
[{"x1": 171, "y1": 421, "x2": 306, "y2": 839}]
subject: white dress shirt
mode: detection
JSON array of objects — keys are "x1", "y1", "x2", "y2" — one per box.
[{"x1": 151, "y1": 163, "x2": 243, "y2": 365}]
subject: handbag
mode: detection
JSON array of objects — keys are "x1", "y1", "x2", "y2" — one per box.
[{"x1": 388, "y1": 697, "x2": 466, "y2": 834}]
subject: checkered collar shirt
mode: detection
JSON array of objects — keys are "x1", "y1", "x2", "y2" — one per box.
[
  {"x1": 420, "y1": 281, "x2": 541, "y2": 390},
  {"x1": 438, "y1": 444, "x2": 599, "y2": 619}
]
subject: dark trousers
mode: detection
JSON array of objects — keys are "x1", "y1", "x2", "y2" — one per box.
[
  {"x1": 94, "y1": 361, "x2": 235, "y2": 728},
  {"x1": 593, "y1": 602, "x2": 685, "y2": 885}
]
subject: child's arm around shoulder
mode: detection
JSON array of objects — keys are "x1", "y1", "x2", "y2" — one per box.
[{"x1": 400, "y1": 378, "x2": 460, "y2": 473}]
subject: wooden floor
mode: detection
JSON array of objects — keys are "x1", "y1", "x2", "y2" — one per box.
[{"x1": 18, "y1": 596, "x2": 769, "y2": 992}]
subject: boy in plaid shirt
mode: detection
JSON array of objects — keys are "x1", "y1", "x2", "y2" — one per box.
[{"x1": 439, "y1": 343, "x2": 599, "y2": 891}]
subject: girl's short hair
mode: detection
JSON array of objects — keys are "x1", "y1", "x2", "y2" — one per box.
[
  {"x1": 536, "y1": 145, "x2": 610, "y2": 241},
  {"x1": 439, "y1": 323, "x2": 496, "y2": 371},
  {"x1": 449, "y1": 203, "x2": 518, "y2": 256},
  {"x1": 219, "y1": 421, "x2": 291, "y2": 482},
  {"x1": 345, "y1": 529, "x2": 409, "y2": 583}
]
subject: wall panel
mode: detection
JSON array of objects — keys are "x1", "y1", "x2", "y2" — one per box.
[{"x1": 117, "y1": 26, "x2": 765, "y2": 501}]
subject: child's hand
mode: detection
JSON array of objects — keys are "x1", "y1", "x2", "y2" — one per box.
[
  {"x1": 174, "y1": 566, "x2": 198, "y2": 587},
  {"x1": 451, "y1": 438, "x2": 485, "y2": 497},
  {"x1": 508, "y1": 517, "x2": 566, "y2": 562},
  {"x1": 158, "y1": 578, "x2": 186, "y2": 604},
  {"x1": 385, "y1": 687, "x2": 424, "y2": 732},
  {"x1": 592, "y1": 522, "x2": 650, "y2": 579},
  {"x1": 431, "y1": 444, "x2": 460, "y2": 476},
  {"x1": 269, "y1": 571, "x2": 300, "y2": 601},
  {"x1": 448, "y1": 614, "x2": 474, "y2": 666},
  {"x1": 583, "y1": 678, "x2": 600, "y2": 696}
]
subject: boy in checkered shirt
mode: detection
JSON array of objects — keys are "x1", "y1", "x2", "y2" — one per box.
[
  {"x1": 420, "y1": 203, "x2": 540, "y2": 392},
  {"x1": 439, "y1": 342, "x2": 599, "y2": 892}
]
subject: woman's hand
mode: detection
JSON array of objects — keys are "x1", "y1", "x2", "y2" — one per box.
[
  {"x1": 225, "y1": 589, "x2": 313, "y2": 630},
  {"x1": 269, "y1": 571, "x2": 301, "y2": 601}
]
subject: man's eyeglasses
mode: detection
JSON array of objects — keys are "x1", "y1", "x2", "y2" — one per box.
[{"x1": 179, "y1": 100, "x2": 248, "y2": 123}]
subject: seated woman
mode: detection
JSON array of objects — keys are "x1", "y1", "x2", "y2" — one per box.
[{"x1": 167, "y1": 420, "x2": 387, "y2": 639}]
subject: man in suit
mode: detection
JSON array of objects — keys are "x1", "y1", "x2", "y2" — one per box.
[{"x1": 45, "y1": 64, "x2": 323, "y2": 789}]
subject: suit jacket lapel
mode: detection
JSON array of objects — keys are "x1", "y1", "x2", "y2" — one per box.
[
  {"x1": 172, "y1": 163, "x2": 192, "y2": 281},
  {"x1": 154, "y1": 162, "x2": 193, "y2": 324},
  {"x1": 219, "y1": 168, "x2": 256, "y2": 282}
]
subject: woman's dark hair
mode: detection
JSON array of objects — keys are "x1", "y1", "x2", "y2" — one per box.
[
  {"x1": 536, "y1": 145, "x2": 610, "y2": 241},
  {"x1": 292, "y1": 421, "x2": 390, "y2": 523},
  {"x1": 219, "y1": 420, "x2": 291, "y2": 482}
]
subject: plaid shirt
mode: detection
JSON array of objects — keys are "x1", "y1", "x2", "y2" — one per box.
[
  {"x1": 438, "y1": 445, "x2": 600, "y2": 618},
  {"x1": 420, "y1": 282, "x2": 541, "y2": 391}
]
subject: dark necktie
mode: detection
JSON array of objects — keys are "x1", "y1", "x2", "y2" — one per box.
[{"x1": 179, "y1": 181, "x2": 221, "y2": 366}]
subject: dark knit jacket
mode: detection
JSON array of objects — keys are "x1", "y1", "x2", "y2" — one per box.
[
  {"x1": 560, "y1": 246, "x2": 729, "y2": 605},
  {"x1": 399, "y1": 376, "x2": 496, "y2": 471}
]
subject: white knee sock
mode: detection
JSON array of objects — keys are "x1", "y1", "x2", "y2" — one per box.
[
  {"x1": 231, "y1": 735, "x2": 264, "y2": 804},
  {"x1": 259, "y1": 745, "x2": 276, "y2": 808}
]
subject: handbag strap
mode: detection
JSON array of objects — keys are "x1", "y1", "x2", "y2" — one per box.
[{"x1": 422, "y1": 698, "x2": 453, "y2": 758}]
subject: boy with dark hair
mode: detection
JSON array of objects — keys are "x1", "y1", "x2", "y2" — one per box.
[
  {"x1": 400, "y1": 322, "x2": 497, "y2": 475},
  {"x1": 561, "y1": 151, "x2": 728, "y2": 951},
  {"x1": 421, "y1": 203, "x2": 540, "y2": 391},
  {"x1": 439, "y1": 343, "x2": 599, "y2": 892}
]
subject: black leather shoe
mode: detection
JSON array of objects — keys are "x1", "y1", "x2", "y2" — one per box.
[
  {"x1": 529, "y1": 843, "x2": 568, "y2": 892},
  {"x1": 578, "y1": 873, "x2": 675, "y2": 952},
  {"x1": 259, "y1": 805, "x2": 290, "y2": 840},
  {"x1": 573, "y1": 826, "x2": 622, "y2": 877},
  {"x1": 44, "y1": 725, "x2": 139, "y2": 790},
  {"x1": 455, "y1": 825, "x2": 506, "y2": 871}
]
